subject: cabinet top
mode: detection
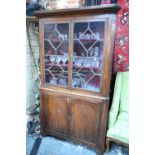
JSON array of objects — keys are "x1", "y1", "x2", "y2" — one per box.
[{"x1": 35, "y1": 4, "x2": 121, "y2": 18}]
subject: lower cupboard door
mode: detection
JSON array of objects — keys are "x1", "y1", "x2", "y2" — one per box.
[
  {"x1": 69, "y1": 98, "x2": 103, "y2": 146},
  {"x1": 44, "y1": 94, "x2": 68, "y2": 137}
]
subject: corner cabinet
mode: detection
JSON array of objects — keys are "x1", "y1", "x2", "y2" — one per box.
[{"x1": 35, "y1": 4, "x2": 121, "y2": 155}]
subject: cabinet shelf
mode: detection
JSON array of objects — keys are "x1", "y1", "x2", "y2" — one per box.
[
  {"x1": 74, "y1": 39, "x2": 104, "y2": 42},
  {"x1": 45, "y1": 54, "x2": 101, "y2": 59},
  {"x1": 48, "y1": 39, "x2": 69, "y2": 42},
  {"x1": 45, "y1": 63, "x2": 100, "y2": 70},
  {"x1": 73, "y1": 56, "x2": 101, "y2": 59},
  {"x1": 45, "y1": 63, "x2": 69, "y2": 68}
]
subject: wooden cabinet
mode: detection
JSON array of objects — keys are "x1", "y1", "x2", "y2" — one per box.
[{"x1": 36, "y1": 4, "x2": 121, "y2": 155}]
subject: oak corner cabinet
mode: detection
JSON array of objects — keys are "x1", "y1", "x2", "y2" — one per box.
[{"x1": 35, "y1": 4, "x2": 121, "y2": 155}]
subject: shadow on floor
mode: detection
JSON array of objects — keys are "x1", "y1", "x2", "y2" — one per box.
[{"x1": 26, "y1": 134, "x2": 129, "y2": 155}]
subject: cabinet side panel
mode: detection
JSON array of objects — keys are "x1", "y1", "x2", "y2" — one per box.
[
  {"x1": 102, "y1": 14, "x2": 117, "y2": 97},
  {"x1": 40, "y1": 92, "x2": 46, "y2": 135},
  {"x1": 97, "y1": 101, "x2": 109, "y2": 154}
]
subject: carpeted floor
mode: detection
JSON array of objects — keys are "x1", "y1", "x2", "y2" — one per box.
[{"x1": 26, "y1": 134, "x2": 129, "y2": 155}]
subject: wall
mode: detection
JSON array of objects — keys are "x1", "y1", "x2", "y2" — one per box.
[
  {"x1": 102, "y1": 0, "x2": 129, "y2": 72},
  {"x1": 26, "y1": 22, "x2": 40, "y2": 122}
]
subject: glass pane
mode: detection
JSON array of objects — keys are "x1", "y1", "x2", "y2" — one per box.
[
  {"x1": 72, "y1": 21, "x2": 105, "y2": 92},
  {"x1": 44, "y1": 23, "x2": 69, "y2": 87}
]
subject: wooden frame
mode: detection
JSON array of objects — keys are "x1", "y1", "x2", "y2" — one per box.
[
  {"x1": 35, "y1": 4, "x2": 121, "y2": 155},
  {"x1": 106, "y1": 137, "x2": 129, "y2": 152},
  {"x1": 38, "y1": 14, "x2": 117, "y2": 97}
]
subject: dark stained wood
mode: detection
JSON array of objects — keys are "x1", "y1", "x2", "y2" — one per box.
[
  {"x1": 102, "y1": 14, "x2": 117, "y2": 97},
  {"x1": 37, "y1": 5, "x2": 120, "y2": 155},
  {"x1": 69, "y1": 98, "x2": 102, "y2": 145},
  {"x1": 97, "y1": 100, "x2": 109, "y2": 155},
  {"x1": 43, "y1": 94, "x2": 68, "y2": 136},
  {"x1": 68, "y1": 21, "x2": 73, "y2": 88},
  {"x1": 40, "y1": 87, "x2": 109, "y2": 101},
  {"x1": 35, "y1": 4, "x2": 121, "y2": 18},
  {"x1": 40, "y1": 92, "x2": 46, "y2": 136}
]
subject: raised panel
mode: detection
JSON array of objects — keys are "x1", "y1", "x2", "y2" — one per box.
[
  {"x1": 44, "y1": 95, "x2": 68, "y2": 136},
  {"x1": 69, "y1": 98, "x2": 102, "y2": 144}
]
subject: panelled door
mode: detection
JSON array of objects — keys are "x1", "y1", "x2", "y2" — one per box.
[
  {"x1": 43, "y1": 94, "x2": 69, "y2": 138},
  {"x1": 69, "y1": 97, "x2": 103, "y2": 146}
]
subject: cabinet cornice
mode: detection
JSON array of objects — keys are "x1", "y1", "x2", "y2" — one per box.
[{"x1": 35, "y1": 4, "x2": 121, "y2": 18}]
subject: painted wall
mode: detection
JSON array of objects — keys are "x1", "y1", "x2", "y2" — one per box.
[
  {"x1": 102, "y1": 0, "x2": 129, "y2": 72},
  {"x1": 26, "y1": 22, "x2": 40, "y2": 122}
]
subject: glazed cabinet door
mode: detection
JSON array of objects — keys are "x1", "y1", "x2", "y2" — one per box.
[
  {"x1": 41, "y1": 93, "x2": 69, "y2": 138},
  {"x1": 71, "y1": 20, "x2": 106, "y2": 93},
  {"x1": 43, "y1": 22, "x2": 70, "y2": 87},
  {"x1": 69, "y1": 97, "x2": 103, "y2": 147}
]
